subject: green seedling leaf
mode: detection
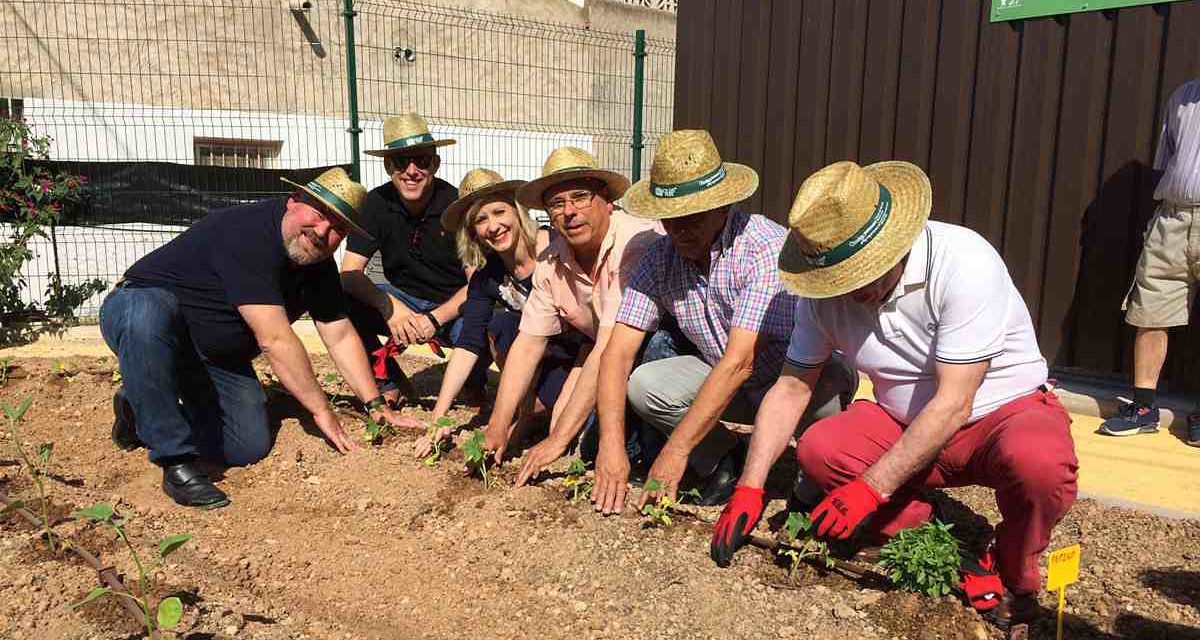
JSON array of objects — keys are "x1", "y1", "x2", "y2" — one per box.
[
  {"x1": 69, "y1": 586, "x2": 112, "y2": 609},
  {"x1": 879, "y1": 520, "x2": 961, "y2": 597},
  {"x1": 36, "y1": 442, "x2": 53, "y2": 465},
  {"x1": 434, "y1": 416, "x2": 457, "y2": 429},
  {"x1": 111, "y1": 369, "x2": 123, "y2": 383},
  {"x1": 4, "y1": 394, "x2": 33, "y2": 422},
  {"x1": 566, "y1": 458, "x2": 588, "y2": 476},
  {"x1": 678, "y1": 488, "x2": 702, "y2": 504},
  {"x1": 71, "y1": 502, "x2": 115, "y2": 523},
  {"x1": 783, "y1": 512, "x2": 813, "y2": 542},
  {"x1": 322, "y1": 372, "x2": 339, "y2": 384},
  {"x1": 462, "y1": 429, "x2": 486, "y2": 465},
  {"x1": 157, "y1": 533, "x2": 193, "y2": 560},
  {"x1": 156, "y1": 596, "x2": 183, "y2": 629},
  {"x1": 1, "y1": 499, "x2": 25, "y2": 515},
  {"x1": 644, "y1": 478, "x2": 664, "y2": 493}
]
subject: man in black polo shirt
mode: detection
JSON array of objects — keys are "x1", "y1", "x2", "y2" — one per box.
[
  {"x1": 340, "y1": 113, "x2": 487, "y2": 404},
  {"x1": 101, "y1": 168, "x2": 413, "y2": 509}
]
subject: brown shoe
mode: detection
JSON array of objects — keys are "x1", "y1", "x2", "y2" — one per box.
[{"x1": 984, "y1": 591, "x2": 1041, "y2": 631}]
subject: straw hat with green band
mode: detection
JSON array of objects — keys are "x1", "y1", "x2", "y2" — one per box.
[
  {"x1": 280, "y1": 167, "x2": 373, "y2": 240},
  {"x1": 620, "y1": 129, "x2": 759, "y2": 220},
  {"x1": 364, "y1": 113, "x2": 456, "y2": 157},
  {"x1": 778, "y1": 160, "x2": 931, "y2": 299},
  {"x1": 515, "y1": 146, "x2": 630, "y2": 211},
  {"x1": 441, "y1": 168, "x2": 527, "y2": 232}
]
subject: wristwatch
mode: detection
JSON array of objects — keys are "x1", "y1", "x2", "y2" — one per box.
[{"x1": 365, "y1": 395, "x2": 387, "y2": 411}]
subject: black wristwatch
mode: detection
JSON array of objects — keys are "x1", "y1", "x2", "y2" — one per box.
[{"x1": 423, "y1": 310, "x2": 442, "y2": 331}]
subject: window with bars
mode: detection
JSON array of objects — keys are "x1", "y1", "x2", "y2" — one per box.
[
  {"x1": 193, "y1": 137, "x2": 282, "y2": 168},
  {"x1": 0, "y1": 97, "x2": 24, "y2": 119}
]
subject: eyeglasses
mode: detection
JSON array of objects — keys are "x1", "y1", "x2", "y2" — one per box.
[
  {"x1": 390, "y1": 153, "x2": 436, "y2": 171},
  {"x1": 545, "y1": 190, "x2": 597, "y2": 217},
  {"x1": 295, "y1": 194, "x2": 348, "y2": 235}
]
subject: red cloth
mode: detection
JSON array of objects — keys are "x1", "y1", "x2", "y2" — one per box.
[
  {"x1": 795, "y1": 390, "x2": 1078, "y2": 594},
  {"x1": 371, "y1": 337, "x2": 446, "y2": 379}
]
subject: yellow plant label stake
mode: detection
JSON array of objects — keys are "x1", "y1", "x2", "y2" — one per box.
[{"x1": 1046, "y1": 544, "x2": 1081, "y2": 640}]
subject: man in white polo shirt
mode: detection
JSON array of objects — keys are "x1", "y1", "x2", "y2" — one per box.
[{"x1": 708, "y1": 161, "x2": 1078, "y2": 630}]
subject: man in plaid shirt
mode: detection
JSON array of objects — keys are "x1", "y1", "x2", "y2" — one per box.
[{"x1": 591, "y1": 130, "x2": 858, "y2": 511}]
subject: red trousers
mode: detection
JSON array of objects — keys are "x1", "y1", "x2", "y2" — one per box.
[{"x1": 795, "y1": 390, "x2": 1078, "y2": 594}]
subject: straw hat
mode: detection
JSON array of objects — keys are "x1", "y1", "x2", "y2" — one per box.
[
  {"x1": 441, "y1": 168, "x2": 527, "y2": 232},
  {"x1": 515, "y1": 147, "x2": 630, "y2": 211},
  {"x1": 620, "y1": 130, "x2": 758, "y2": 220},
  {"x1": 777, "y1": 160, "x2": 931, "y2": 299},
  {"x1": 280, "y1": 167, "x2": 373, "y2": 239},
  {"x1": 364, "y1": 113, "x2": 456, "y2": 157}
]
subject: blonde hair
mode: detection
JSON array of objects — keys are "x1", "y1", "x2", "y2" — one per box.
[{"x1": 455, "y1": 193, "x2": 540, "y2": 270}]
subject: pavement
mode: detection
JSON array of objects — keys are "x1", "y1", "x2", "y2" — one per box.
[{"x1": 4, "y1": 322, "x2": 1198, "y2": 518}]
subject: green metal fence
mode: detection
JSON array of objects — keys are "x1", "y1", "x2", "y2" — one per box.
[{"x1": 0, "y1": 0, "x2": 675, "y2": 318}]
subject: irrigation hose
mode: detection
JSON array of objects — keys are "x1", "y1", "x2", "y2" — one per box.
[{"x1": 0, "y1": 490, "x2": 149, "y2": 629}]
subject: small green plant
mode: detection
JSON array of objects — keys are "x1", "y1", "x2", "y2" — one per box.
[
  {"x1": 361, "y1": 413, "x2": 393, "y2": 446},
  {"x1": 639, "y1": 479, "x2": 701, "y2": 526},
  {"x1": 423, "y1": 416, "x2": 456, "y2": 466},
  {"x1": 3, "y1": 395, "x2": 56, "y2": 553},
  {"x1": 322, "y1": 372, "x2": 340, "y2": 385},
  {"x1": 778, "y1": 512, "x2": 834, "y2": 575},
  {"x1": 69, "y1": 502, "x2": 193, "y2": 637},
  {"x1": 54, "y1": 360, "x2": 73, "y2": 378},
  {"x1": 110, "y1": 368, "x2": 122, "y2": 384},
  {"x1": 562, "y1": 458, "x2": 593, "y2": 502},
  {"x1": 879, "y1": 520, "x2": 961, "y2": 596},
  {"x1": 461, "y1": 428, "x2": 493, "y2": 488}
]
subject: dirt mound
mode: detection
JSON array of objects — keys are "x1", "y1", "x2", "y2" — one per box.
[{"x1": 2, "y1": 356, "x2": 1198, "y2": 639}]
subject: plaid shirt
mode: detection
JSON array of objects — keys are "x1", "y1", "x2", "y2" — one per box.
[{"x1": 616, "y1": 210, "x2": 796, "y2": 391}]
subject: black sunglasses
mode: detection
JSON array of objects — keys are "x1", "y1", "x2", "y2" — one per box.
[{"x1": 391, "y1": 153, "x2": 436, "y2": 171}]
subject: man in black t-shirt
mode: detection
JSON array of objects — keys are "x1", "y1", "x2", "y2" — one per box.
[
  {"x1": 101, "y1": 168, "x2": 414, "y2": 509},
  {"x1": 341, "y1": 113, "x2": 488, "y2": 405}
]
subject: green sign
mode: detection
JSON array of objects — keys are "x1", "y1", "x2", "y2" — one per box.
[{"x1": 990, "y1": 0, "x2": 1182, "y2": 22}]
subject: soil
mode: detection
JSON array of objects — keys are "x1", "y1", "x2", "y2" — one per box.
[{"x1": 1, "y1": 355, "x2": 1198, "y2": 640}]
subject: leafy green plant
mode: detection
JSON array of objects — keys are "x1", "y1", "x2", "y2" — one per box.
[
  {"x1": 361, "y1": 413, "x2": 393, "y2": 446},
  {"x1": 639, "y1": 479, "x2": 701, "y2": 526},
  {"x1": 879, "y1": 520, "x2": 961, "y2": 596},
  {"x1": 69, "y1": 502, "x2": 193, "y2": 637},
  {"x1": 423, "y1": 416, "x2": 456, "y2": 466},
  {"x1": 3, "y1": 395, "x2": 56, "y2": 552},
  {"x1": 321, "y1": 372, "x2": 340, "y2": 385},
  {"x1": 0, "y1": 116, "x2": 105, "y2": 343},
  {"x1": 461, "y1": 428, "x2": 493, "y2": 488},
  {"x1": 777, "y1": 512, "x2": 834, "y2": 575},
  {"x1": 562, "y1": 458, "x2": 593, "y2": 502}
]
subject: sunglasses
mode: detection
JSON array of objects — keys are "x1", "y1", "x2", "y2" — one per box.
[{"x1": 390, "y1": 153, "x2": 436, "y2": 171}]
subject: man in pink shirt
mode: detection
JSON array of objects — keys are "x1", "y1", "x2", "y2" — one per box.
[{"x1": 483, "y1": 147, "x2": 663, "y2": 472}]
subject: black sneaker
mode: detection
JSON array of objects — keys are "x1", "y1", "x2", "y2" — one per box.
[
  {"x1": 1097, "y1": 400, "x2": 1160, "y2": 436},
  {"x1": 111, "y1": 387, "x2": 144, "y2": 451},
  {"x1": 161, "y1": 460, "x2": 230, "y2": 510}
]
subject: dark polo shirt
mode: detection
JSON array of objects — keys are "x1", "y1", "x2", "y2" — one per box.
[
  {"x1": 346, "y1": 178, "x2": 466, "y2": 304},
  {"x1": 124, "y1": 197, "x2": 345, "y2": 364}
]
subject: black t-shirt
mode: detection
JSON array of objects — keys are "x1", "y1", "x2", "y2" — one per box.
[
  {"x1": 456, "y1": 253, "x2": 534, "y2": 356},
  {"x1": 345, "y1": 178, "x2": 466, "y2": 304},
  {"x1": 124, "y1": 197, "x2": 345, "y2": 364}
]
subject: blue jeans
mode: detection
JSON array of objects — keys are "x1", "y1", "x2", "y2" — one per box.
[
  {"x1": 99, "y1": 284, "x2": 272, "y2": 466},
  {"x1": 344, "y1": 283, "x2": 489, "y2": 391}
]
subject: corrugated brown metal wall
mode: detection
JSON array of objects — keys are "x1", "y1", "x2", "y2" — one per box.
[{"x1": 674, "y1": 0, "x2": 1200, "y2": 389}]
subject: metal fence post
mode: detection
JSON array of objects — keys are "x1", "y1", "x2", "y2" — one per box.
[
  {"x1": 631, "y1": 29, "x2": 646, "y2": 181},
  {"x1": 342, "y1": 0, "x2": 362, "y2": 181}
]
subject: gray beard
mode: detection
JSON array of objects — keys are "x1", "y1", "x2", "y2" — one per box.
[{"x1": 285, "y1": 237, "x2": 324, "y2": 266}]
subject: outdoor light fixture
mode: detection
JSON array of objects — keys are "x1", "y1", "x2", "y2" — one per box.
[
  {"x1": 289, "y1": 1, "x2": 312, "y2": 12},
  {"x1": 394, "y1": 47, "x2": 417, "y2": 63}
]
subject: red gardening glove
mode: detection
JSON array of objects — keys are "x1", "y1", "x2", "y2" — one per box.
[
  {"x1": 959, "y1": 547, "x2": 1004, "y2": 612},
  {"x1": 371, "y1": 339, "x2": 401, "y2": 379},
  {"x1": 809, "y1": 477, "x2": 884, "y2": 540},
  {"x1": 709, "y1": 486, "x2": 765, "y2": 568}
]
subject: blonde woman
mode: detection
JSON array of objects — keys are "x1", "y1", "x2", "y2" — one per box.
[{"x1": 415, "y1": 168, "x2": 580, "y2": 456}]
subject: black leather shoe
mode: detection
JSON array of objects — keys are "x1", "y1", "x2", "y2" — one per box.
[
  {"x1": 111, "y1": 387, "x2": 144, "y2": 451},
  {"x1": 696, "y1": 447, "x2": 742, "y2": 506},
  {"x1": 161, "y1": 461, "x2": 230, "y2": 510}
]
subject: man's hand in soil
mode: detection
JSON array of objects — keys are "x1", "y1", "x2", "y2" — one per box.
[
  {"x1": 592, "y1": 442, "x2": 631, "y2": 515},
  {"x1": 710, "y1": 485, "x2": 765, "y2": 567},
  {"x1": 414, "y1": 422, "x2": 455, "y2": 458},
  {"x1": 402, "y1": 312, "x2": 438, "y2": 344},
  {"x1": 483, "y1": 422, "x2": 513, "y2": 464},
  {"x1": 809, "y1": 477, "x2": 884, "y2": 541},
  {"x1": 314, "y1": 409, "x2": 360, "y2": 454},
  {"x1": 637, "y1": 445, "x2": 688, "y2": 508},
  {"x1": 374, "y1": 405, "x2": 422, "y2": 431},
  {"x1": 515, "y1": 434, "x2": 570, "y2": 486}
]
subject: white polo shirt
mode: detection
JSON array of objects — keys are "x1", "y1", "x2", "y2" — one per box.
[{"x1": 785, "y1": 220, "x2": 1047, "y2": 424}]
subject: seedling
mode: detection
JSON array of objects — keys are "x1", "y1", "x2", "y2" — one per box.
[
  {"x1": 777, "y1": 511, "x2": 834, "y2": 575},
  {"x1": 562, "y1": 458, "x2": 593, "y2": 502},
  {"x1": 3, "y1": 395, "x2": 56, "y2": 553},
  {"x1": 0, "y1": 356, "x2": 11, "y2": 385},
  {"x1": 361, "y1": 413, "x2": 393, "y2": 446},
  {"x1": 69, "y1": 502, "x2": 193, "y2": 637},
  {"x1": 461, "y1": 428, "x2": 493, "y2": 488},
  {"x1": 639, "y1": 479, "x2": 701, "y2": 526},
  {"x1": 423, "y1": 416, "x2": 456, "y2": 466},
  {"x1": 111, "y1": 368, "x2": 122, "y2": 384},
  {"x1": 322, "y1": 372, "x2": 340, "y2": 385},
  {"x1": 879, "y1": 520, "x2": 961, "y2": 596}
]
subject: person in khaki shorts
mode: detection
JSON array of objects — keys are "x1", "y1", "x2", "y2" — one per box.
[{"x1": 1101, "y1": 77, "x2": 1200, "y2": 446}]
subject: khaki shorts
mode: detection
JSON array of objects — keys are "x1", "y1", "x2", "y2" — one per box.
[{"x1": 1123, "y1": 202, "x2": 1200, "y2": 327}]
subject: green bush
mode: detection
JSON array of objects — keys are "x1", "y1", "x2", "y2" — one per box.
[{"x1": 879, "y1": 520, "x2": 961, "y2": 597}]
